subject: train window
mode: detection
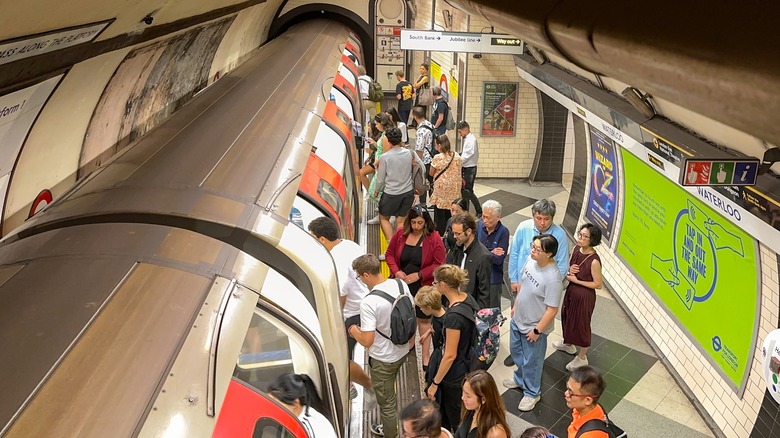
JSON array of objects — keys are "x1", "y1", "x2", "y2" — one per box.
[
  {"x1": 234, "y1": 307, "x2": 320, "y2": 395},
  {"x1": 342, "y1": 49, "x2": 359, "y2": 66},
  {"x1": 313, "y1": 123, "x2": 347, "y2": 175},
  {"x1": 337, "y1": 65, "x2": 356, "y2": 89},
  {"x1": 334, "y1": 107, "x2": 352, "y2": 129},
  {"x1": 330, "y1": 88, "x2": 355, "y2": 120},
  {"x1": 292, "y1": 196, "x2": 326, "y2": 231},
  {"x1": 317, "y1": 179, "x2": 343, "y2": 216},
  {"x1": 253, "y1": 417, "x2": 296, "y2": 438}
]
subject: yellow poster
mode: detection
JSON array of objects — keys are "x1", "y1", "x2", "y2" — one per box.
[
  {"x1": 430, "y1": 60, "x2": 441, "y2": 87},
  {"x1": 449, "y1": 77, "x2": 458, "y2": 99}
]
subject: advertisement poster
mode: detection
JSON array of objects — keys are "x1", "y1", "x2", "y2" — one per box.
[
  {"x1": 480, "y1": 82, "x2": 517, "y2": 136},
  {"x1": 762, "y1": 329, "x2": 780, "y2": 404},
  {"x1": 617, "y1": 150, "x2": 757, "y2": 388},
  {"x1": 585, "y1": 126, "x2": 618, "y2": 240}
]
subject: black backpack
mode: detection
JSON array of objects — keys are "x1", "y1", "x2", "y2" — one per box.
[
  {"x1": 575, "y1": 412, "x2": 627, "y2": 438},
  {"x1": 417, "y1": 124, "x2": 436, "y2": 158},
  {"x1": 369, "y1": 279, "x2": 416, "y2": 345}
]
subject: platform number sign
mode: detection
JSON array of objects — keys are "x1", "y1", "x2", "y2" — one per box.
[{"x1": 680, "y1": 158, "x2": 760, "y2": 187}]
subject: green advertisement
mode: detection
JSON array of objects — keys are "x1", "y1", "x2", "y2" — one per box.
[{"x1": 617, "y1": 150, "x2": 757, "y2": 388}]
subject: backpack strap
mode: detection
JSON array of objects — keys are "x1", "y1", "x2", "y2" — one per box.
[
  {"x1": 368, "y1": 287, "x2": 396, "y2": 341},
  {"x1": 575, "y1": 419, "x2": 610, "y2": 437}
]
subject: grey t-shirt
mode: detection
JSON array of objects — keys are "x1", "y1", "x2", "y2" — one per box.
[
  {"x1": 375, "y1": 146, "x2": 424, "y2": 195},
  {"x1": 511, "y1": 260, "x2": 562, "y2": 334}
]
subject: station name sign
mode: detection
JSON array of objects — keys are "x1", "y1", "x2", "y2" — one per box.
[
  {"x1": 400, "y1": 30, "x2": 524, "y2": 55},
  {"x1": 680, "y1": 158, "x2": 760, "y2": 187}
]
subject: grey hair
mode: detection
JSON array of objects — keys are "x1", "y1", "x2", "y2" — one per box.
[
  {"x1": 481, "y1": 200, "x2": 502, "y2": 216},
  {"x1": 531, "y1": 199, "x2": 556, "y2": 217},
  {"x1": 432, "y1": 86, "x2": 442, "y2": 96}
]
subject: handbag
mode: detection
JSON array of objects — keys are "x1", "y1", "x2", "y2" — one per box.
[{"x1": 417, "y1": 85, "x2": 433, "y2": 106}]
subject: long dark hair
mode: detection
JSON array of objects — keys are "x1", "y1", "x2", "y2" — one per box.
[
  {"x1": 403, "y1": 204, "x2": 436, "y2": 237},
  {"x1": 386, "y1": 107, "x2": 403, "y2": 125},
  {"x1": 267, "y1": 373, "x2": 327, "y2": 416},
  {"x1": 461, "y1": 370, "x2": 510, "y2": 438}
]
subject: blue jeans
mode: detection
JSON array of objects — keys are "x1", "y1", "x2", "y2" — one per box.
[
  {"x1": 461, "y1": 166, "x2": 481, "y2": 215},
  {"x1": 509, "y1": 319, "x2": 548, "y2": 398}
]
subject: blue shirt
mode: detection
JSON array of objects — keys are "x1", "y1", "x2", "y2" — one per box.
[
  {"x1": 507, "y1": 219, "x2": 569, "y2": 283},
  {"x1": 476, "y1": 219, "x2": 510, "y2": 285}
]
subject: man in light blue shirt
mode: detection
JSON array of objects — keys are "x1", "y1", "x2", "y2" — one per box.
[{"x1": 508, "y1": 199, "x2": 570, "y2": 288}]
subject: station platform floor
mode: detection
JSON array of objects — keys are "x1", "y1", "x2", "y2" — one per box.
[{"x1": 469, "y1": 179, "x2": 715, "y2": 438}]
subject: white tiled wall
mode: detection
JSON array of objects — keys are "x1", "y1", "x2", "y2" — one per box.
[{"x1": 464, "y1": 16, "x2": 538, "y2": 179}]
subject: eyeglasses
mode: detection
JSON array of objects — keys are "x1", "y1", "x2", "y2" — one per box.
[
  {"x1": 355, "y1": 273, "x2": 363, "y2": 280},
  {"x1": 565, "y1": 385, "x2": 597, "y2": 398},
  {"x1": 530, "y1": 243, "x2": 543, "y2": 252},
  {"x1": 577, "y1": 232, "x2": 591, "y2": 239}
]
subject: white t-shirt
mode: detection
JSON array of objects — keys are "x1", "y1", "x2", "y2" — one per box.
[
  {"x1": 358, "y1": 75, "x2": 371, "y2": 100},
  {"x1": 461, "y1": 132, "x2": 479, "y2": 168},
  {"x1": 298, "y1": 406, "x2": 338, "y2": 438},
  {"x1": 360, "y1": 278, "x2": 412, "y2": 363},
  {"x1": 330, "y1": 240, "x2": 368, "y2": 319}
]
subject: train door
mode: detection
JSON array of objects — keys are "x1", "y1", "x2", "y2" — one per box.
[
  {"x1": 320, "y1": 103, "x2": 361, "y2": 239},
  {"x1": 299, "y1": 153, "x2": 351, "y2": 239},
  {"x1": 332, "y1": 74, "x2": 359, "y2": 123},
  {"x1": 213, "y1": 274, "x2": 343, "y2": 437}
]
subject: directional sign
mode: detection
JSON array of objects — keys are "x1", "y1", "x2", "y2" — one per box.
[
  {"x1": 400, "y1": 30, "x2": 524, "y2": 55},
  {"x1": 680, "y1": 158, "x2": 760, "y2": 187}
]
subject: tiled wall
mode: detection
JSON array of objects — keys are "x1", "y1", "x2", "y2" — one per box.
[
  {"x1": 529, "y1": 92, "x2": 567, "y2": 182},
  {"x1": 564, "y1": 119, "x2": 780, "y2": 437},
  {"x1": 407, "y1": 10, "x2": 539, "y2": 179}
]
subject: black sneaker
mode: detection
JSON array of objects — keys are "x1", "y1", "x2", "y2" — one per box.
[
  {"x1": 503, "y1": 355, "x2": 515, "y2": 367},
  {"x1": 370, "y1": 424, "x2": 384, "y2": 437}
]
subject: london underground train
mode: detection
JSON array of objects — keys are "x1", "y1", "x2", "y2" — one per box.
[{"x1": 0, "y1": 19, "x2": 365, "y2": 438}]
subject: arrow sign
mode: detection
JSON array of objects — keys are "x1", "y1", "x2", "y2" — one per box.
[{"x1": 400, "y1": 29, "x2": 524, "y2": 55}]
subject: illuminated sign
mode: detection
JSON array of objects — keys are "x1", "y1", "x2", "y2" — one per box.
[
  {"x1": 680, "y1": 158, "x2": 760, "y2": 187},
  {"x1": 400, "y1": 30, "x2": 524, "y2": 55}
]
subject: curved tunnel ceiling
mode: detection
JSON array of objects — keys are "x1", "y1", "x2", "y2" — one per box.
[{"x1": 446, "y1": 0, "x2": 780, "y2": 148}]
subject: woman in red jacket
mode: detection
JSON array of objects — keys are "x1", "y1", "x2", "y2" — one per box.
[{"x1": 386, "y1": 204, "x2": 446, "y2": 369}]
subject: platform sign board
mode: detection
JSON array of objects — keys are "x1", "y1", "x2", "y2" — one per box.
[
  {"x1": 618, "y1": 150, "x2": 758, "y2": 389},
  {"x1": 585, "y1": 126, "x2": 619, "y2": 241},
  {"x1": 400, "y1": 30, "x2": 524, "y2": 55},
  {"x1": 680, "y1": 158, "x2": 760, "y2": 187},
  {"x1": 0, "y1": 21, "x2": 111, "y2": 66}
]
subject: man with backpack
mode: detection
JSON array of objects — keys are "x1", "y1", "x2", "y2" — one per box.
[
  {"x1": 566, "y1": 366, "x2": 625, "y2": 437},
  {"x1": 349, "y1": 254, "x2": 415, "y2": 438},
  {"x1": 412, "y1": 106, "x2": 435, "y2": 202},
  {"x1": 430, "y1": 86, "x2": 449, "y2": 136},
  {"x1": 358, "y1": 65, "x2": 380, "y2": 119}
]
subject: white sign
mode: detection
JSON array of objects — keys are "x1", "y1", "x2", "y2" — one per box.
[
  {"x1": 516, "y1": 67, "x2": 780, "y2": 255},
  {"x1": 0, "y1": 21, "x2": 111, "y2": 66},
  {"x1": 400, "y1": 30, "x2": 524, "y2": 55},
  {"x1": 762, "y1": 329, "x2": 780, "y2": 404}
]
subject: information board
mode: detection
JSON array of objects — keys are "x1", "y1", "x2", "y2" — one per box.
[
  {"x1": 618, "y1": 150, "x2": 758, "y2": 388},
  {"x1": 480, "y1": 82, "x2": 517, "y2": 136},
  {"x1": 585, "y1": 126, "x2": 619, "y2": 240}
]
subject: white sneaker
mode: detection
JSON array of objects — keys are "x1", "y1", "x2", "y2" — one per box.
[
  {"x1": 378, "y1": 254, "x2": 386, "y2": 261},
  {"x1": 553, "y1": 339, "x2": 578, "y2": 355},
  {"x1": 502, "y1": 378, "x2": 521, "y2": 390},
  {"x1": 566, "y1": 356, "x2": 589, "y2": 371},
  {"x1": 367, "y1": 216, "x2": 380, "y2": 225},
  {"x1": 518, "y1": 395, "x2": 540, "y2": 412}
]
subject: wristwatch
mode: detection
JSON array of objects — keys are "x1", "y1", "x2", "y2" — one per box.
[{"x1": 533, "y1": 328, "x2": 540, "y2": 335}]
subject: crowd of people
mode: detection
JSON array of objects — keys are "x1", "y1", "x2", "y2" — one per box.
[{"x1": 296, "y1": 62, "x2": 613, "y2": 438}]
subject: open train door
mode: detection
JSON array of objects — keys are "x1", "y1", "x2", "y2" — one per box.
[{"x1": 213, "y1": 378, "x2": 307, "y2": 438}]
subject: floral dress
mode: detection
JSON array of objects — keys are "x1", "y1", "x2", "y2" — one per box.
[
  {"x1": 429, "y1": 152, "x2": 462, "y2": 209},
  {"x1": 367, "y1": 132, "x2": 386, "y2": 202}
]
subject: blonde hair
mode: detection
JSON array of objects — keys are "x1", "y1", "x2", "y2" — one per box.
[
  {"x1": 414, "y1": 286, "x2": 443, "y2": 311},
  {"x1": 433, "y1": 264, "x2": 469, "y2": 290}
]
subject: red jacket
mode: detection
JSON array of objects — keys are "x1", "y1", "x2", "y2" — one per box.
[{"x1": 385, "y1": 229, "x2": 446, "y2": 285}]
